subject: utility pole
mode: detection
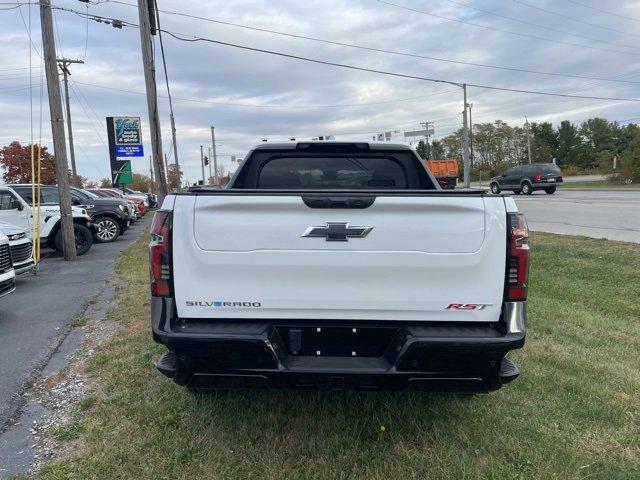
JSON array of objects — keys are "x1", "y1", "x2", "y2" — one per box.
[
  {"x1": 200, "y1": 145, "x2": 205, "y2": 184},
  {"x1": 40, "y1": 0, "x2": 76, "y2": 261},
  {"x1": 468, "y1": 102, "x2": 474, "y2": 169},
  {"x1": 149, "y1": 155, "x2": 154, "y2": 185},
  {"x1": 208, "y1": 147, "x2": 212, "y2": 182},
  {"x1": 57, "y1": 58, "x2": 83, "y2": 185},
  {"x1": 210, "y1": 126, "x2": 218, "y2": 184},
  {"x1": 164, "y1": 153, "x2": 169, "y2": 187},
  {"x1": 137, "y1": 0, "x2": 168, "y2": 204},
  {"x1": 462, "y1": 84, "x2": 471, "y2": 188},
  {"x1": 524, "y1": 116, "x2": 532, "y2": 164},
  {"x1": 170, "y1": 113, "x2": 180, "y2": 186}
]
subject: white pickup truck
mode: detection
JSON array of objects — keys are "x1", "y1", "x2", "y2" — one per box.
[{"x1": 150, "y1": 142, "x2": 529, "y2": 393}]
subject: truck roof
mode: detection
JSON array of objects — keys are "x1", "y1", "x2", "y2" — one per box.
[{"x1": 252, "y1": 141, "x2": 414, "y2": 151}]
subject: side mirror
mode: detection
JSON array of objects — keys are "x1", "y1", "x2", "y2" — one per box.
[
  {"x1": 16, "y1": 203, "x2": 23, "y2": 211},
  {"x1": 71, "y1": 197, "x2": 81, "y2": 206}
]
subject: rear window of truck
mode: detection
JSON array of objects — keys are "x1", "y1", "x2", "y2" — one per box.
[{"x1": 258, "y1": 156, "x2": 408, "y2": 189}]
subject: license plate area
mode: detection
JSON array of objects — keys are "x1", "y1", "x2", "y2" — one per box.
[{"x1": 276, "y1": 326, "x2": 398, "y2": 357}]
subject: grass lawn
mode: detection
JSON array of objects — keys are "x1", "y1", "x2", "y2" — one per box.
[
  {"x1": 561, "y1": 180, "x2": 639, "y2": 189},
  {"x1": 38, "y1": 233, "x2": 640, "y2": 480}
]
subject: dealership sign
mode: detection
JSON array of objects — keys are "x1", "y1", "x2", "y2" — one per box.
[{"x1": 106, "y1": 116, "x2": 143, "y2": 186}]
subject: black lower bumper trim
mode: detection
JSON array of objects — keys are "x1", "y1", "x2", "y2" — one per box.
[{"x1": 151, "y1": 297, "x2": 525, "y2": 393}]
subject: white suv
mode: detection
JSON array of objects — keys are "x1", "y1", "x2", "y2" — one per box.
[{"x1": 0, "y1": 185, "x2": 95, "y2": 256}]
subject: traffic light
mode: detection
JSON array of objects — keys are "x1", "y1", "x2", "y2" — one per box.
[{"x1": 204, "y1": 156, "x2": 209, "y2": 166}]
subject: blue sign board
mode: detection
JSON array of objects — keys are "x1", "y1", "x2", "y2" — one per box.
[{"x1": 115, "y1": 145, "x2": 144, "y2": 157}]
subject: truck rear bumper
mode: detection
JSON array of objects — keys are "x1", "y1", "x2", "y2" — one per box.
[{"x1": 152, "y1": 298, "x2": 526, "y2": 393}]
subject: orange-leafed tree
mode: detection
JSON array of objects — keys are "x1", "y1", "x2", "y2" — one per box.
[{"x1": 0, "y1": 141, "x2": 57, "y2": 184}]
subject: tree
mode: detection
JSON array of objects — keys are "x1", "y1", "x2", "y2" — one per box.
[
  {"x1": 167, "y1": 163, "x2": 182, "y2": 190},
  {"x1": 0, "y1": 141, "x2": 57, "y2": 184},
  {"x1": 70, "y1": 173, "x2": 87, "y2": 188},
  {"x1": 530, "y1": 122, "x2": 558, "y2": 163},
  {"x1": 99, "y1": 177, "x2": 112, "y2": 188},
  {"x1": 440, "y1": 128, "x2": 463, "y2": 160},
  {"x1": 556, "y1": 121, "x2": 583, "y2": 167},
  {"x1": 416, "y1": 140, "x2": 431, "y2": 159},
  {"x1": 469, "y1": 121, "x2": 526, "y2": 175},
  {"x1": 619, "y1": 124, "x2": 640, "y2": 183},
  {"x1": 430, "y1": 140, "x2": 445, "y2": 159},
  {"x1": 129, "y1": 173, "x2": 154, "y2": 192}
]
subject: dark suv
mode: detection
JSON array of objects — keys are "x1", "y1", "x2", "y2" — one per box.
[
  {"x1": 67, "y1": 187, "x2": 131, "y2": 243},
  {"x1": 490, "y1": 163, "x2": 563, "y2": 195}
]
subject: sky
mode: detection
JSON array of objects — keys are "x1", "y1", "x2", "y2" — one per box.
[{"x1": 1, "y1": 0, "x2": 639, "y2": 184}]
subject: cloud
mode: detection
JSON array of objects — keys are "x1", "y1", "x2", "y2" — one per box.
[{"x1": 0, "y1": 0, "x2": 638, "y2": 182}]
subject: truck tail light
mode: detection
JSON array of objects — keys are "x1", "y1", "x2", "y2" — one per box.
[
  {"x1": 534, "y1": 174, "x2": 542, "y2": 182},
  {"x1": 150, "y1": 210, "x2": 172, "y2": 297},
  {"x1": 506, "y1": 213, "x2": 530, "y2": 301}
]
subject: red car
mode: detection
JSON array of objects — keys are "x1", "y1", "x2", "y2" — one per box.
[{"x1": 88, "y1": 189, "x2": 147, "y2": 216}]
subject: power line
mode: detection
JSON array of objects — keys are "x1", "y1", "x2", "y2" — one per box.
[
  {"x1": 92, "y1": 0, "x2": 640, "y2": 85},
  {"x1": 159, "y1": 30, "x2": 640, "y2": 103},
  {"x1": 52, "y1": 6, "x2": 640, "y2": 103},
  {"x1": 0, "y1": 2, "x2": 31, "y2": 10},
  {"x1": 73, "y1": 80, "x2": 461, "y2": 109},
  {"x1": 375, "y1": 0, "x2": 638, "y2": 57},
  {"x1": 154, "y1": 0, "x2": 180, "y2": 170},
  {"x1": 564, "y1": 0, "x2": 640, "y2": 23},
  {"x1": 68, "y1": 79, "x2": 108, "y2": 148},
  {"x1": 441, "y1": 0, "x2": 637, "y2": 50},
  {"x1": 16, "y1": 1, "x2": 41, "y2": 57},
  {"x1": 513, "y1": 0, "x2": 640, "y2": 39},
  {"x1": 0, "y1": 66, "x2": 43, "y2": 71}
]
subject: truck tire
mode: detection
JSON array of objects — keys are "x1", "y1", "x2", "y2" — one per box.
[
  {"x1": 521, "y1": 181, "x2": 533, "y2": 195},
  {"x1": 54, "y1": 224, "x2": 93, "y2": 256},
  {"x1": 545, "y1": 186, "x2": 557, "y2": 194},
  {"x1": 490, "y1": 182, "x2": 501, "y2": 194},
  {"x1": 93, "y1": 216, "x2": 121, "y2": 243}
]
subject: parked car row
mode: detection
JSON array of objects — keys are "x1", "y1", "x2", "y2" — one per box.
[{"x1": 0, "y1": 183, "x2": 154, "y2": 298}]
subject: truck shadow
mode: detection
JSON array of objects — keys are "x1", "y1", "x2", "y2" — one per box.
[{"x1": 183, "y1": 387, "x2": 490, "y2": 445}]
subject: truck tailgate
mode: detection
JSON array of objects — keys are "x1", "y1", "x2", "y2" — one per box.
[{"x1": 171, "y1": 193, "x2": 507, "y2": 322}]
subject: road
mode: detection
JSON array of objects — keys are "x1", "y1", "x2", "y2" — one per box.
[
  {"x1": 0, "y1": 216, "x2": 151, "y2": 430},
  {"x1": 513, "y1": 189, "x2": 640, "y2": 243}
]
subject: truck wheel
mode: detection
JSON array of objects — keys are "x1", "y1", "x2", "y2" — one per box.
[
  {"x1": 521, "y1": 181, "x2": 533, "y2": 195},
  {"x1": 94, "y1": 216, "x2": 121, "y2": 243},
  {"x1": 55, "y1": 224, "x2": 93, "y2": 256},
  {"x1": 490, "y1": 183, "x2": 501, "y2": 194},
  {"x1": 545, "y1": 186, "x2": 557, "y2": 194}
]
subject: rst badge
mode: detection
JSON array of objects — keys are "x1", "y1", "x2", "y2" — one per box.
[{"x1": 446, "y1": 303, "x2": 491, "y2": 310}]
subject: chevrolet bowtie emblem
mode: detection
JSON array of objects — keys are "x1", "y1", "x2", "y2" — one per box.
[{"x1": 301, "y1": 222, "x2": 373, "y2": 242}]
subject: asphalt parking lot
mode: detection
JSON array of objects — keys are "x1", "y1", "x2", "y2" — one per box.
[
  {"x1": 513, "y1": 188, "x2": 640, "y2": 243},
  {"x1": 0, "y1": 216, "x2": 151, "y2": 431}
]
